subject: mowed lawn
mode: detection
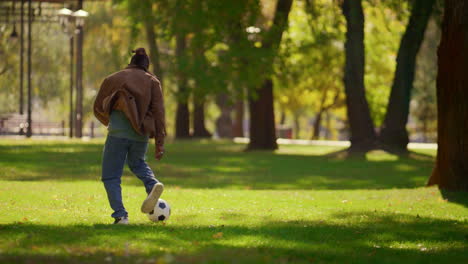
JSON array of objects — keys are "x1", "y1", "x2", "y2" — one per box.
[{"x1": 0, "y1": 139, "x2": 466, "y2": 264}]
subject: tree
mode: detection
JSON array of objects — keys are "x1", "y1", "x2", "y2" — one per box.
[
  {"x1": 190, "y1": 0, "x2": 212, "y2": 138},
  {"x1": 123, "y1": 0, "x2": 165, "y2": 81},
  {"x1": 312, "y1": 87, "x2": 341, "y2": 140},
  {"x1": 379, "y1": 0, "x2": 436, "y2": 153},
  {"x1": 215, "y1": 93, "x2": 233, "y2": 138},
  {"x1": 232, "y1": 98, "x2": 244, "y2": 137},
  {"x1": 144, "y1": 18, "x2": 164, "y2": 81},
  {"x1": 248, "y1": 0, "x2": 293, "y2": 150},
  {"x1": 341, "y1": 0, "x2": 377, "y2": 153},
  {"x1": 428, "y1": 0, "x2": 468, "y2": 191},
  {"x1": 192, "y1": 98, "x2": 212, "y2": 138},
  {"x1": 272, "y1": 0, "x2": 346, "y2": 140},
  {"x1": 411, "y1": 18, "x2": 440, "y2": 143},
  {"x1": 175, "y1": 33, "x2": 191, "y2": 138}
]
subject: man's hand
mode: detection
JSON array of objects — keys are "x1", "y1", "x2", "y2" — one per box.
[{"x1": 155, "y1": 144, "x2": 165, "y2": 160}]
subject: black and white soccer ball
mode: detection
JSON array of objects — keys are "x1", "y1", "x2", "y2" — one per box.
[{"x1": 147, "y1": 199, "x2": 171, "y2": 222}]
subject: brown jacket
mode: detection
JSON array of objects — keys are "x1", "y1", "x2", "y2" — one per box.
[{"x1": 93, "y1": 65, "x2": 166, "y2": 144}]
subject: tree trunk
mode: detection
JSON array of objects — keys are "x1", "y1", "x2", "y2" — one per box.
[
  {"x1": 247, "y1": 0, "x2": 293, "y2": 150},
  {"x1": 293, "y1": 114, "x2": 300, "y2": 139},
  {"x1": 280, "y1": 111, "x2": 286, "y2": 125},
  {"x1": 428, "y1": 0, "x2": 468, "y2": 191},
  {"x1": 175, "y1": 34, "x2": 190, "y2": 138},
  {"x1": 379, "y1": 0, "x2": 435, "y2": 153},
  {"x1": 227, "y1": 20, "x2": 245, "y2": 138},
  {"x1": 312, "y1": 86, "x2": 340, "y2": 140},
  {"x1": 216, "y1": 93, "x2": 233, "y2": 138},
  {"x1": 422, "y1": 113, "x2": 428, "y2": 143},
  {"x1": 192, "y1": 98, "x2": 212, "y2": 138},
  {"x1": 248, "y1": 79, "x2": 278, "y2": 150},
  {"x1": 232, "y1": 98, "x2": 244, "y2": 137},
  {"x1": 144, "y1": 20, "x2": 163, "y2": 82},
  {"x1": 312, "y1": 111, "x2": 323, "y2": 140},
  {"x1": 312, "y1": 87, "x2": 329, "y2": 140},
  {"x1": 189, "y1": 1, "x2": 211, "y2": 139},
  {"x1": 325, "y1": 112, "x2": 331, "y2": 140},
  {"x1": 341, "y1": 0, "x2": 377, "y2": 153},
  {"x1": 175, "y1": 102, "x2": 190, "y2": 138}
]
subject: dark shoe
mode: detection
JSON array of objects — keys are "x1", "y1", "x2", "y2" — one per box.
[{"x1": 113, "y1": 216, "x2": 129, "y2": 225}]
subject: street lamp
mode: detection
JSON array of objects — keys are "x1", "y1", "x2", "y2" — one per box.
[
  {"x1": 58, "y1": 8, "x2": 73, "y2": 24},
  {"x1": 72, "y1": 7, "x2": 88, "y2": 138},
  {"x1": 72, "y1": 9, "x2": 88, "y2": 27},
  {"x1": 57, "y1": 8, "x2": 88, "y2": 33},
  {"x1": 246, "y1": 26, "x2": 261, "y2": 43},
  {"x1": 57, "y1": 7, "x2": 88, "y2": 138},
  {"x1": 58, "y1": 7, "x2": 75, "y2": 138},
  {"x1": 9, "y1": 0, "x2": 19, "y2": 41},
  {"x1": 57, "y1": 8, "x2": 73, "y2": 34}
]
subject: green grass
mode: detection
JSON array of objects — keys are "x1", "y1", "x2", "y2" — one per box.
[{"x1": 0, "y1": 139, "x2": 466, "y2": 263}]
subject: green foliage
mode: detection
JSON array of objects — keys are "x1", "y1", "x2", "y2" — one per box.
[
  {"x1": 0, "y1": 16, "x2": 69, "y2": 118},
  {"x1": 0, "y1": 0, "x2": 436, "y2": 140},
  {"x1": 273, "y1": 0, "x2": 413, "y2": 137},
  {"x1": 363, "y1": 1, "x2": 410, "y2": 127},
  {"x1": 83, "y1": 1, "x2": 134, "y2": 122},
  {"x1": 274, "y1": 0, "x2": 345, "y2": 138},
  {"x1": 116, "y1": 0, "x2": 261, "y2": 100}
]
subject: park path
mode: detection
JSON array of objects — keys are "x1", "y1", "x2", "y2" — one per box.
[
  {"x1": 233, "y1": 137, "x2": 437, "y2": 149},
  {"x1": 0, "y1": 135, "x2": 437, "y2": 150}
]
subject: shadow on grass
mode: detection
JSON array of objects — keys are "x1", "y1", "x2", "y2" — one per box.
[
  {"x1": 441, "y1": 189, "x2": 468, "y2": 208},
  {"x1": 0, "y1": 140, "x2": 436, "y2": 190},
  {"x1": 0, "y1": 212, "x2": 466, "y2": 264}
]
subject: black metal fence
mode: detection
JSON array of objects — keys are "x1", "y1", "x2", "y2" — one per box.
[
  {"x1": 0, "y1": 117, "x2": 66, "y2": 136},
  {"x1": 0, "y1": 116, "x2": 98, "y2": 137}
]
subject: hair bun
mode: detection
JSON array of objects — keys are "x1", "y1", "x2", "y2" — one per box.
[{"x1": 132, "y1": 48, "x2": 147, "y2": 56}]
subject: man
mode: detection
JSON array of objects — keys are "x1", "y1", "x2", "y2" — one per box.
[{"x1": 94, "y1": 48, "x2": 166, "y2": 224}]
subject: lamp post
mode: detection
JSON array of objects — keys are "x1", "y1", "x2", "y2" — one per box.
[
  {"x1": 26, "y1": 0, "x2": 32, "y2": 138},
  {"x1": 58, "y1": 7, "x2": 74, "y2": 138},
  {"x1": 57, "y1": 6, "x2": 88, "y2": 138},
  {"x1": 73, "y1": 5, "x2": 87, "y2": 138},
  {"x1": 19, "y1": 0, "x2": 24, "y2": 120}
]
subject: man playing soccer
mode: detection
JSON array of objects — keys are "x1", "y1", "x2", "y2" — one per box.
[{"x1": 94, "y1": 48, "x2": 166, "y2": 224}]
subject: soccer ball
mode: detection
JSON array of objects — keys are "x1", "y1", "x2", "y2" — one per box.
[{"x1": 147, "y1": 199, "x2": 171, "y2": 222}]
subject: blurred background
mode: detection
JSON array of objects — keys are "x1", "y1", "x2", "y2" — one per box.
[{"x1": 0, "y1": 0, "x2": 441, "y2": 144}]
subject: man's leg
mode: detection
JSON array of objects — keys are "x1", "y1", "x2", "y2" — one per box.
[
  {"x1": 127, "y1": 140, "x2": 158, "y2": 193},
  {"x1": 127, "y1": 140, "x2": 163, "y2": 213},
  {"x1": 102, "y1": 136, "x2": 129, "y2": 218}
]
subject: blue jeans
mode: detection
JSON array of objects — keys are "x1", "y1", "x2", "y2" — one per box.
[{"x1": 102, "y1": 135, "x2": 159, "y2": 218}]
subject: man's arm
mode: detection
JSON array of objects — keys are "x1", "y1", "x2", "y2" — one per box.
[
  {"x1": 93, "y1": 77, "x2": 111, "y2": 126},
  {"x1": 151, "y1": 79, "x2": 166, "y2": 160}
]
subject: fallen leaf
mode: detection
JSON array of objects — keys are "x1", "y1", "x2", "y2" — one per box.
[{"x1": 212, "y1": 232, "x2": 223, "y2": 239}]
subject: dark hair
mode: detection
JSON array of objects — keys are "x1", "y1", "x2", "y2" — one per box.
[{"x1": 130, "y1": 48, "x2": 150, "y2": 71}]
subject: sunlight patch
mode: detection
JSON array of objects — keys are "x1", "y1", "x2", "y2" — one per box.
[{"x1": 366, "y1": 150, "x2": 399, "y2": 161}]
